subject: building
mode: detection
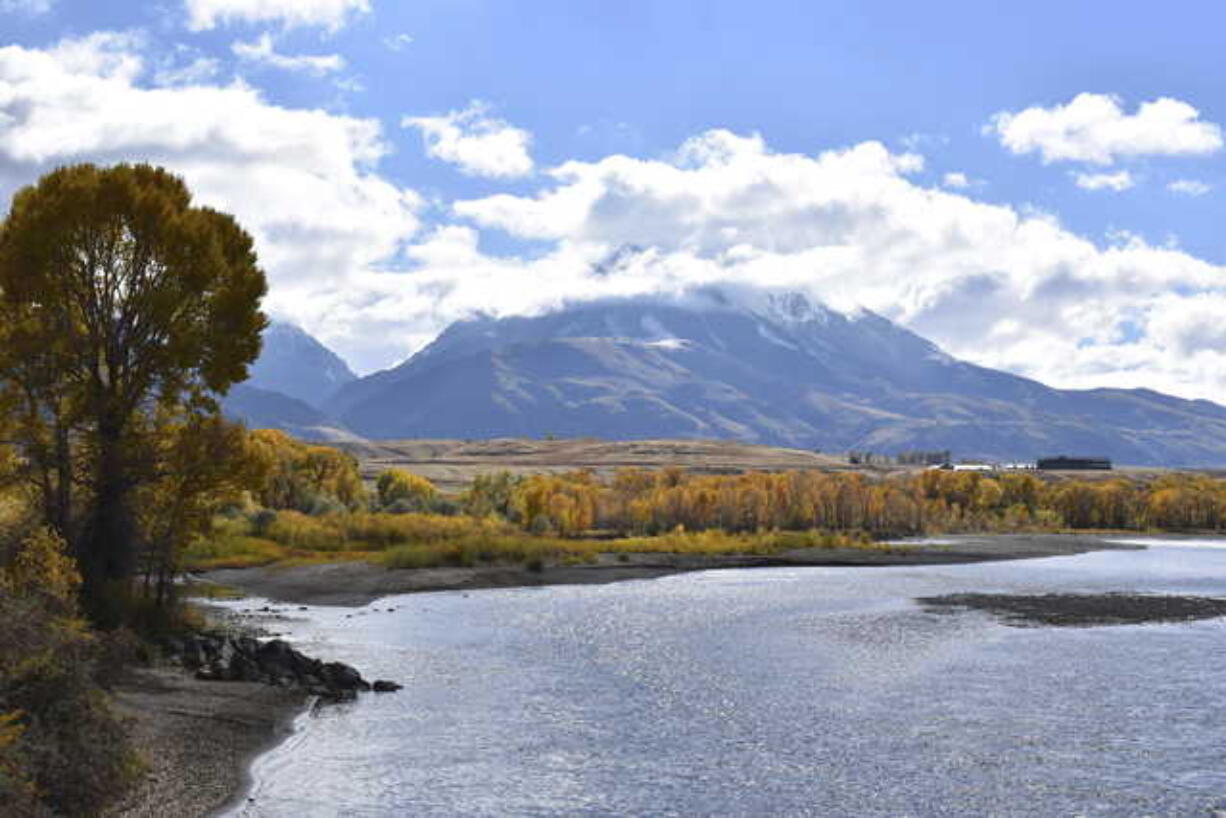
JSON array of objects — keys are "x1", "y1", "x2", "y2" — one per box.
[{"x1": 1036, "y1": 456, "x2": 1112, "y2": 471}]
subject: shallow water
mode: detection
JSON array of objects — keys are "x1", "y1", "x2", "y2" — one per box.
[{"x1": 223, "y1": 542, "x2": 1226, "y2": 817}]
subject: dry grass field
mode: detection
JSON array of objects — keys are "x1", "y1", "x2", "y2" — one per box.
[
  {"x1": 328, "y1": 436, "x2": 1186, "y2": 494},
  {"x1": 331, "y1": 438, "x2": 878, "y2": 493}
]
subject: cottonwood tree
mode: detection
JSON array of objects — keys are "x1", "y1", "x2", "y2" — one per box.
[{"x1": 0, "y1": 163, "x2": 266, "y2": 623}]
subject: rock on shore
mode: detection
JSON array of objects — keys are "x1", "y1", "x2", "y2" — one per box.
[{"x1": 162, "y1": 632, "x2": 399, "y2": 701}]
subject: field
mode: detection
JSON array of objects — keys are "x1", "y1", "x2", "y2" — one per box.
[
  {"x1": 335, "y1": 437, "x2": 882, "y2": 493},
  {"x1": 332, "y1": 436, "x2": 1179, "y2": 493}
]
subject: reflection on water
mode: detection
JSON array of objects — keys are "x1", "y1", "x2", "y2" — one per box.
[{"x1": 225, "y1": 542, "x2": 1226, "y2": 817}]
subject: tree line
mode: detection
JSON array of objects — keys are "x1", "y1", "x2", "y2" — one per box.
[{"x1": 457, "y1": 467, "x2": 1226, "y2": 537}]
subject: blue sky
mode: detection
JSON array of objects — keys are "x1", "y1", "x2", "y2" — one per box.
[{"x1": 2, "y1": 0, "x2": 1226, "y2": 400}]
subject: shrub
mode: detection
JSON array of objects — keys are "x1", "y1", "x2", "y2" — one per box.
[
  {"x1": 0, "y1": 528, "x2": 140, "y2": 816},
  {"x1": 249, "y1": 508, "x2": 278, "y2": 536},
  {"x1": 375, "y1": 469, "x2": 438, "y2": 512},
  {"x1": 182, "y1": 535, "x2": 286, "y2": 569}
]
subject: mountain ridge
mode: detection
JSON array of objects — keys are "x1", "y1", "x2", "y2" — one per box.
[
  {"x1": 247, "y1": 321, "x2": 357, "y2": 409},
  {"x1": 318, "y1": 288, "x2": 1226, "y2": 466}
]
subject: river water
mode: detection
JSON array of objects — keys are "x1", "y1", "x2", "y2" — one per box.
[{"x1": 223, "y1": 541, "x2": 1226, "y2": 817}]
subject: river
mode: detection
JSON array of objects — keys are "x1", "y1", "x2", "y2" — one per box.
[{"x1": 222, "y1": 539, "x2": 1226, "y2": 817}]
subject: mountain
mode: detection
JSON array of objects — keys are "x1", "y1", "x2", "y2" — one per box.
[
  {"x1": 246, "y1": 322, "x2": 357, "y2": 409},
  {"x1": 325, "y1": 288, "x2": 1226, "y2": 466},
  {"x1": 220, "y1": 322, "x2": 358, "y2": 440},
  {"x1": 223, "y1": 383, "x2": 329, "y2": 431}
]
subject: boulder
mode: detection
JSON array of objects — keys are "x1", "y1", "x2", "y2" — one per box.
[
  {"x1": 168, "y1": 630, "x2": 375, "y2": 700},
  {"x1": 320, "y1": 661, "x2": 370, "y2": 692}
]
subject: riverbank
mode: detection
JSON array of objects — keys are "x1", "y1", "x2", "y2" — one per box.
[
  {"x1": 107, "y1": 666, "x2": 305, "y2": 818},
  {"x1": 105, "y1": 604, "x2": 386, "y2": 817},
  {"x1": 108, "y1": 532, "x2": 1135, "y2": 815},
  {"x1": 199, "y1": 533, "x2": 1134, "y2": 606}
]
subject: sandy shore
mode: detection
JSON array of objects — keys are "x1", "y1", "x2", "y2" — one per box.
[
  {"x1": 200, "y1": 533, "x2": 1134, "y2": 606},
  {"x1": 106, "y1": 666, "x2": 306, "y2": 818}
]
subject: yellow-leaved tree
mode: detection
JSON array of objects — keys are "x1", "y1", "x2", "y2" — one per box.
[
  {"x1": 0, "y1": 163, "x2": 267, "y2": 624},
  {"x1": 376, "y1": 468, "x2": 438, "y2": 512}
]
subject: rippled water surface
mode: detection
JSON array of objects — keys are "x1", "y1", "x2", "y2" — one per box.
[{"x1": 225, "y1": 543, "x2": 1226, "y2": 817}]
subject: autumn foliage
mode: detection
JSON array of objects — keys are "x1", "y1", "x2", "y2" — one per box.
[
  {"x1": 245, "y1": 429, "x2": 366, "y2": 513},
  {"x1": 460, "y1": 467, "x2": 1226, "y2": 538},
  {"x1": 0, "y1": 163, "x2": 267, "y2": 624},
  {"x1": 0, "y1": 526, "x2": 139, "y2": 816}
]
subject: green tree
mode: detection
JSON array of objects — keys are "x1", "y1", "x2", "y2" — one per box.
[{"x1": 0, "y1": 163, "x2": 267, "y2": 623}]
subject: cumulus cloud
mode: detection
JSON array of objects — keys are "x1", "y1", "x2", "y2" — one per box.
[
  {"x1": 45, "y1": 30, "x2": 145, "y2": 80},
  {"x1": 403, "y1": 101, "x2": 534, "y2": 179},
  {"x1": 153, "y1": 55, "x2": 221, "y2": 87},
  {"x1": 1073, "y1": 170, "x2": 1135, "y2": 191},
  {"x1": 989, "y1": 92, "x2": 1223, "y2": 165},
  {"x1": 448, "y1": 128, "x2": 1226, "y2": 401},
  {"x1": 1168, "y1": 178, "x2": 1212, "y2": 196},
  {"x1": 232, "y1": 33, "x2": 344, "y2": 75},
  {"x1": 184, "y1": 0, "x2": 370, "y2": 31},
  {"x1": 4, "y1": 33, "x2": 1226, "y2": 399},
  {"x1": 0, "y1": 33, "x2": 420, "y2": 369}
]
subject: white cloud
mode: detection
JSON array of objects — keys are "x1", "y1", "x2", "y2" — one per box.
[
  {"x1": 383, "y1": 33, "x2": 414, "y2": 52},
  {"x1": 153, "y1": 55, "x2": 221, "y2": 87},
  {"x1": 989, "y1": 93, "x2": 1223, "y2": 165},
  {"x1": 232, "y1": 33, "x2": 344, "y2": 75},
  {"x1": 445, "y1": 129, "x2": 1226, "y2": 401},
  {"x1": 1073, "y1": 170, "x2": 1135, "y2": 191},
  {"x1": 184, "y1": 0, "x2": 370, "y2": 31},
  {"x1": 5, "y1": 34, "x2": 1226, "y2": 399},
  {"x1": 1168, "y1": 178, "x2": 1212, "y2": 196},
  {"x1": 403, "y1": 101, "x2": 534, "y2": 179},
  {"x1": 0, "y1": 33, "x2": 421, "y2": 371},
  {"x1": 0, "y1": 0, "x2": 53, "y2": 14},
  {"x1": 46, "y1": 30, "x2": 145, "y2": 81},
  {"x1": 942, "y1": 171, "x2": 970, "y2": 189}
]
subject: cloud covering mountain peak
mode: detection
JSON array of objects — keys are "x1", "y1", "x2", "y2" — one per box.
[{"x1": 1, "y1": 30, "x2": 1225, "y2": 407}]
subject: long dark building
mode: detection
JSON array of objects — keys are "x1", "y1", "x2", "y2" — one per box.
[{"x1": 1036, "y1": 456, "x2": 1113, "y2": 471}]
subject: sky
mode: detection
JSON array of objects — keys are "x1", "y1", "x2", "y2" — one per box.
[{"x1": 2, "y1": 1, "x2": 1226, "y2": 403}]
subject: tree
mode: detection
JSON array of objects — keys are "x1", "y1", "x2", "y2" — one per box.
[
  {"x1": 246, "y1": 429, "x2": 366, "y2": 512},
  {"x1": 135, "y1": 411, "x2": 266, "y2": 608},
  {"x1": 376, "y1": 468, "x2": 438, "y2": 512},
  {"x1": 0, "y1": 164, "x2": 267, "y2": 622},
  {"x1": 461, "y1": 470, "x2": 519, "y2": 518}
]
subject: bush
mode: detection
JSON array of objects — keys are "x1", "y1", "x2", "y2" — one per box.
[
  {"x1": 249, "y1": 508, "x2": 278, "y2": 536},
  {"x1": 245, "y1": 429, "x2": 367, "y2": 512},
  {"x1": 182, "y1": 534, "x2": 286, "y2": 569},
  {"x1": 375, "y1": 469, "x2": 437, "y2": 512},
  {"x1": 0, "y1": 528, "x2": 140, "y2": 816}
]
